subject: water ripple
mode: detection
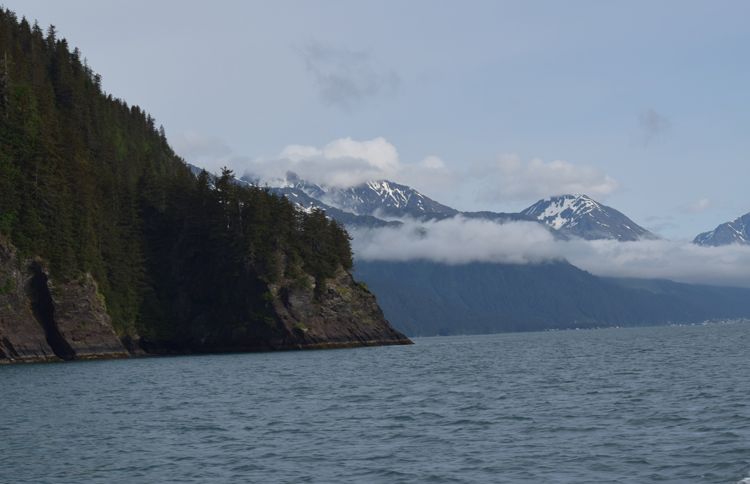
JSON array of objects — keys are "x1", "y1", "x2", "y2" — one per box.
[{"x1": 2, "y1": 322, "x2": 750, "y2": 483}]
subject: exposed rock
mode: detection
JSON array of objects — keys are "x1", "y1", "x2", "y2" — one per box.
[
  {"x1": 1, "y1": 232, "x2": 409, "y2": 363},
  {"x1": 0, "y1": 237, "x2": 128, "y2": 363},
  {"x1": 0, "y1": 238, "x2": 58, "y2": 363},
  {"x1": 47, "y1": 272, "x2": 129, "y2": 360},
  {"x1": 270, "y1": 268, "x2": 411, "y2": 349}
]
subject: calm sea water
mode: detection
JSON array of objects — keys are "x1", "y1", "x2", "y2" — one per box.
[{"x1": 2, "y1": 323, "x2": 750, "y2": 483}]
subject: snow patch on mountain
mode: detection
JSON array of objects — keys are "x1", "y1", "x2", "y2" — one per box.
[{"x1": 521, "y1": 194, "x2": 654, "y2": 241}]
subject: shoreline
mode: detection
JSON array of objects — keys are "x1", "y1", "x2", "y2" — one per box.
[{"x1": 0, "y1": 337, "x2": 413, "y2": 365}]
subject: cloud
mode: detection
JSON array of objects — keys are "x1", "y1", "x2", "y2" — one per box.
[
  {"x1": 683, "y1": 197, "x2": 713, "y2": 214},
  {"x1": 637, "y1": 109, "x2": 671, "y2": 146},
  {"x1": 565, "y1": 238, "x2": 750, "y2": 288},
  {"x1": 350, "y1": 217, "x2": 750, "y2": 288},
  {"x1": 300, "y1": 41, "x2": 399, "y2": 111},
  {"x1": 477, "y1": 154, "x2": 619, "y2": 202},
  {"x1": 253, "y1": 137, "x2": 403, "y2": 187},
  {"x1": 351, "y1": 217, "x2": 561, "y2": 265},
  {"x1": 263, "y1": 141, "x2": 619, "y2": 201},
  {"x1": 179, "y1": 134, "x2": 619, "y2": 206}
]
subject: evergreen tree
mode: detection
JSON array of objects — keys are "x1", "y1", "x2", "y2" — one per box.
[{"x1": 0, "y1": 8, "x2": 355, "y2": 345}]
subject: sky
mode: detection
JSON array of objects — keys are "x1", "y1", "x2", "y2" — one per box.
[{"x1": 7, "y1": 0, "x2": 750, "y2": 239}]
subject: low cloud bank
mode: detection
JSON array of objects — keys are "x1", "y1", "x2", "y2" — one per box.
[{"x1": 350, "y1": 217, "x2": 750, "y2": 288}]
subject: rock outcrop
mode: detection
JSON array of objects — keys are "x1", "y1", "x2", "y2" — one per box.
[
  {"x1": 0, "y1": 239, "x2": 58, "y2": 363},
  {"x1": 1, "y1": 235, "x2": 410, "y2": 364},
  {"x1": 270, "y1": 268, "x2": 411, "y2": 349},
  {"x1": 0, "y1": 237, "x2": 128, "y2": 363}
]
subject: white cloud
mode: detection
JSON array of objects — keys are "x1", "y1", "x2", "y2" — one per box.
[
  {"x1": 351, "y1": 217, "x2": 750, "y2": 288},
  {"x1": 351, "y1": 217, "x2": 561, "y2": 265},
  {"x1": 258, "y1": 142, "x2": 619, "y2": 203},
  {"x1": 322, "y1": 137, "x2": 400, "y2": 173},
  {"x1": 566, "y1": 238, "x2": 750, "y2": 288},
  {"x1": 249, "y1": 137, "x2": 403, "y2": 187},
  {"x1": 179, "y1": 134, "x2": 620, "y2": 206},
  {"x1": 480, "y1": 154, "x2": 619, "y2": 202}
]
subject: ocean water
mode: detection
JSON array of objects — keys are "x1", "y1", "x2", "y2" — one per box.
[{"x1": 2, "y1": 323, "x2": 750, "y2": 483}]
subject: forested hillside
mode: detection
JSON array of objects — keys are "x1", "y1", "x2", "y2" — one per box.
[
  {"x1": 356, "y1": 260, "x2": 750, "y2": 336},
  {"x1": 0, "y1": 9, "x2": 407, "y2": 359}
]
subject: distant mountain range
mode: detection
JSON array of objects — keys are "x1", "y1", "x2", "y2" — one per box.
[
  {"x1": 196, "y1": 166, "x2": 749, "y2": 247},
  {"x1": 183, "y1": 166, "x2": 750, "y2": 337},
  {"x1": 694, "y1": 212, "x2": 750, "y2": 247},
  {"x1": 241, "y1": 171, "x2": 651, "y2": 241}
]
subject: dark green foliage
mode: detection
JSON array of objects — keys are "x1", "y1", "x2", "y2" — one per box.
[{"x1": 0, "y1": 9, "x2": 353, "y2": 341}]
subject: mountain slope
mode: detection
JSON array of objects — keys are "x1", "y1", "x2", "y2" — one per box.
[
  {"x1": 355, "y1": 260, "x2": 750, "y2": 336},
  {"x1": 0, "y1": 11, "x2": 409, "y2": 362},
  {"x1": 232, "y1": 173, "x2": 400, "y2": 228},
  {"x1": 694, "y1": 212, "x2": 750, "y2": 246},
  {"x1": 521, "y1": 194, "x2": 654, "y2": 241},
  {"x1": 319, "y1": 180, "x2": 459, "y2": 219}
]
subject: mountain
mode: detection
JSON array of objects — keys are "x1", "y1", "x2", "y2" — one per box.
[
  {"x1": 247, "y1": 173, "x2": 545, "y2": 228},
  {"x1": 249, "y1": 174, "x2": 650, "y2": 241},
  {"x1": 252, "y1": 173, "x2": 459, "y2": 220},
  {"x1": 521, "y1": 194, "x2": 655, "y2": 241},
  {"x1": 355, "y1": 260, "x2": 750, "y2": 336},
  {"x1": 694, "y1": 212, "x2": 750, "y2": 246},
  {"x1": 0, "y1": 11, "x2": 409, "y2": 363},
  {"x1": 317, "y1": 180, "x2": 459, "y2": 219}
]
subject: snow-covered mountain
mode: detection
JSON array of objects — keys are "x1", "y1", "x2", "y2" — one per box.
[
  {"x1": 254, "y1": 172, "x2": 535, "y2": 224},
  {"x1": 521, "y1": 194, "x2": 655, "y2": 241},
  {"x1": 270, "y1": 185, "x2": 401, "y2": 228},
  {"x1": 195, "y1": 166, "x2": 649, "y2": 240},
  {"x1": 694, "y1": 212, "x2": 750, "y2": 246},
  {"x1": 291, "y1": 178, "x2": 459, "y2": 220}
]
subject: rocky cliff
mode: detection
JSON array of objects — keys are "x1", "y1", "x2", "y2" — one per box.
[
  {"x1": 0, "y1": 237, "x2": 129, "y2": 363},
  {"x1": 136, "y1": 265, "x2": 411, "y2": 355},
  {"x1": 269, "y1": 268, "x2": 409, "y2": 349},
  {"x1": 1, "y1": 236, "x2": 410, "y2": 364},
  {"x1": 0, "y1": 239, "x2": 58, "y2": 362}
]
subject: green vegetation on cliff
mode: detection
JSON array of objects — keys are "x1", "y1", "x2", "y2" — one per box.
[{"x1": 0, "y1": 9, "x2": 353, "y2": 344}]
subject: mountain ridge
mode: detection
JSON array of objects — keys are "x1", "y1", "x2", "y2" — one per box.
[
  {"x1": 694, "y1": 212, "x2": 750, "y2": 246},
  {"x1": 241, "y1": 171, "x2": 653, "y2": 241}
]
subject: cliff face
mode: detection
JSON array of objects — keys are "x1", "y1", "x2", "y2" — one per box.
[
  {"x1": 0, "y1": 237, "x2": 128, "y2": 363},
  {"x1": 0, "y1": 239, "x2": 58, "y2": 362},
  {"x1": 269, "y1": 268, "x2": 410, "y2": 349},
  {"x1": 1, "y1": 236, "x2": 410, "y2": 363},
  {"x1": 47, "y1": 272, "x2": 130, "y2": 360},
  {"x1": 137, "y1": 265, "x2": 411, "y2": 355}
]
